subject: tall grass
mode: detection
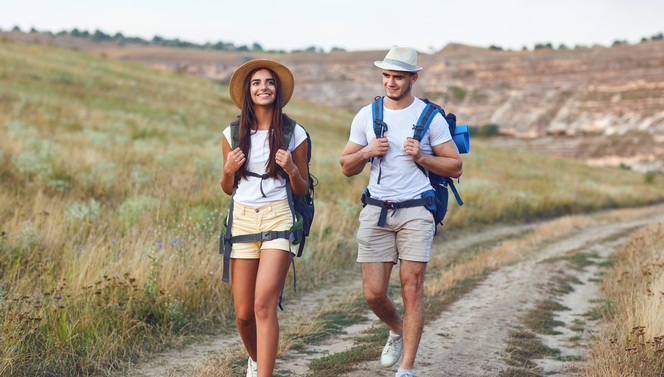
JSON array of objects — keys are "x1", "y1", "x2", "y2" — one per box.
[
  {"x1": 584, "y1": 221, "x2": 664, "y2": 376},
  {"x1": 1, "y1": 39, "x2": 664, "y2": 375}
]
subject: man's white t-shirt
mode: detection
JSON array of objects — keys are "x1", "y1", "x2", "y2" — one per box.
[
  {"x1": 223, "y1": 124, "x2": 307, "y2": 206},
  {"x1": 349, "y1": 98, "x2": 451, "y2": 202}
]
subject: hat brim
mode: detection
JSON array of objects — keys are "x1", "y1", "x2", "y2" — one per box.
[
  {"x1": 374, "y1": 61, "x2": 423, "y2": 72},
  {"x1": 229, "y1": 59, "x2": 294, "y2": 109}
]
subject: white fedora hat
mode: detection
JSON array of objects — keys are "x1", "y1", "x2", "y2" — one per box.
[{"x1": 374, "y1": 46, "x2": 423, "y2": 72}]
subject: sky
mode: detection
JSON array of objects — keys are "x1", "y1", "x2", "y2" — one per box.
[{"x1": 2, "y1": 0, "x2": 663, "y2": 53}]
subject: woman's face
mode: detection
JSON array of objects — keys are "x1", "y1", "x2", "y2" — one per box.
[{"x1": 249, "y1": 69, "x2": 277, "y2": 107}]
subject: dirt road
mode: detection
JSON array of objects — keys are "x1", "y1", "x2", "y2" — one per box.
[{"x1": 127, "y1": 205, "x2": 664, "y2": 377}]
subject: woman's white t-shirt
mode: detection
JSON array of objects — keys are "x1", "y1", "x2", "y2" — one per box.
[{"x1": 223, "y1": 123, "x2": 307, "y2": 207}]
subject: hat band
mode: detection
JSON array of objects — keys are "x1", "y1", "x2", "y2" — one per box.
[{"x1": 383, "y1": 58, "x2": 419, "y2": 71}]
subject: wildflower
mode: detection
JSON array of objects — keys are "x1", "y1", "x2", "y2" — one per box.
[
  {"x1": 57, "y1": 295, "x2": 62, "y2": 299},
  {"x1": 35, "y1": 296, "x2": 40, "y2": 300}
]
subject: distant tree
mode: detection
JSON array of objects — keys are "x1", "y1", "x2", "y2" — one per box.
[
  {"x1": 522, "y1": 46, "x2": 528, "y2": 51},
  {"x1": 71, "y1": 28, "x2": 80, "y2": 37},
  {"x1": 80, "y1": 30, "x2": 90, "y2": 38},
  {"x1": 12, "y1": 25, "x2": 21, "y2": 32},
  {"x1": 56, "y1": 30, "x2": 68, "y2": 36},
  {"x1": 30, "y1": 27, "x2": 38, "y2": 33},
  {"x1": 534, "y1": 42, "x2": 553, "y2": 50},
  {"x1": 489, "y1": 45, "x2": 503, "y2": 51},
  {"x1": 92, "y1": 29, "x2": 111, "y2": 41},
  {"x1": 641, "y1": 37, "x2": 648, "y2": 43},
  {"x1": 558, "y1": 43, "x2": 569, "y2": 50},
  {"x1": 652, "y1": 32, "x2": 664, "y2": 40},
  {"x1": 152, "y1": 35, "x2": 164, "y2": 44},
  {"x1": 330, "y1": 46, "x2": 346, "y2": 52},
  {"x1": 237, "y1": 45, "x2": 249, "y2": 51},
  {"x1": 612, "y1": 39, "x2": 627, "y2": 47},
  {"x1": 304, "y1": 46, "x2": 317, "y2": 52},
  {"x1": 113, "y1": 32, "x2": 125, "y2": 40},
  {"x1": 252, "y1": 42, "x2": 263, "y2": 51}
]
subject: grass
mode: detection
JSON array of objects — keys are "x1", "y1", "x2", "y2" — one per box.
[
  {"x1": 523, "y1": 300, "x2": 570, "y2": 335},
  {"x1": 583, "y1": 222, "x2": 664, "y2": 376},
  {"x1": 1, "y1": 38, "x2": 664, "y2": 376}
]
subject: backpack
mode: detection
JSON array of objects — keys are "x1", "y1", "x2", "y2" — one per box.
[
  {"x1": 364, "y1": 96, "x2": 468, "y2": 232},
  {"x1": 219, "y1": 117, "x2": 315, "y2": 306}
]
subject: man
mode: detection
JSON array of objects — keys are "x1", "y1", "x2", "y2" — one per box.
[{"x1": 339, "y1": 46, "x2": 463, "y2": 377}]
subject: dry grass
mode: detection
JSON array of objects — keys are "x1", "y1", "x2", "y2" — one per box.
[{"x1": 583, "y1": 221, "x2": 664, "y2": 376}]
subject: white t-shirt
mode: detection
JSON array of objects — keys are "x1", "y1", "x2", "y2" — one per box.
[
  {"x1": 223, "y1": 123, "x2": 307, "y2": 206},
  {"x1": 349, "y1": 98, "x2": 451, "y2": 202}
]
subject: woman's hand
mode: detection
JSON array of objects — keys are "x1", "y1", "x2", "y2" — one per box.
[
  {"x1": 224, "y1": 147, "x2": 246, "y2": 175},
  {"x1": 275, "y1": 149, "x2": 298, "y2": 176}
]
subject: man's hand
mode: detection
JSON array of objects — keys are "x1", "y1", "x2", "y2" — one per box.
[
  {"x1": 366, "y1": 136, "x2": 389, "y2": 159},
  {"x1": 404, "y1": 137, "x2": 422, "y2": 162}
]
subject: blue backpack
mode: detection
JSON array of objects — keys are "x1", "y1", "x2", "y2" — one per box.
[{"x1": 363, "y1": 96, "x2": 468, "y2": 232}]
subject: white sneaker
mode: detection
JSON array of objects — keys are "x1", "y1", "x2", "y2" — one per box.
[
  {"x1": 395, "y1": 369, "x2": 413, "y2": 377},
  {"x1": 246, "y1": 357, "x2": 257, "y2": 377},
  {"x1": 381, "y1": 331, "x2": 403, "y2": 367}
]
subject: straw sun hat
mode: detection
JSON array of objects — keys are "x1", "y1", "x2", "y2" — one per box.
[{"x1": 228, "y1": 59, "x2": 294, "y2": 109}]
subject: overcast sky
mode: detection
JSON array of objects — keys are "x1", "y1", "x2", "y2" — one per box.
[{"x1": 2, "y1": 0, "x2": 663, "y2": 52}]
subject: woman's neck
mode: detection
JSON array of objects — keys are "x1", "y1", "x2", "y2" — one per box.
[{"x1": 253, "y1": 105, "x2": 274, "y2": 130}]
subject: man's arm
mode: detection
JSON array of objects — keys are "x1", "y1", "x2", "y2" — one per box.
[
  {"x1": 403, "y1": 138, "x2": 463, "y2": 178},
  {"x1": 339, "y1": 137, "x2": 389, "y2": 177}
]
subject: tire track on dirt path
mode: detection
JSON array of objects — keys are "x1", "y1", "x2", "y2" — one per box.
[{"x1": 342, "y1": 208, "x2": 664, "y2": 377}]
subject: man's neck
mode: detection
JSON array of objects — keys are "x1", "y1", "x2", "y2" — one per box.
[{"x1": 383, "y1": 95, "x2": 414, "y2": 110}]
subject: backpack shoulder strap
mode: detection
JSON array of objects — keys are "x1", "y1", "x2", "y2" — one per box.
[
  {"x1": 372, "y1": 96, "x2": 386, "y2": 138},
  {"x1": 229, "y1": 119, "x2": 240, "y2": 148},
  {"x1": 412, "y1": 99, "x2": 439, "y2": 142},
  {"x1": 282, "y1": 117, "x2": 295, "y2": 150}
]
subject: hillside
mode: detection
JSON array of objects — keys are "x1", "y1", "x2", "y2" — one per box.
[{"x1": 3, "y1": 30, "x2": 663, "y2": 173}]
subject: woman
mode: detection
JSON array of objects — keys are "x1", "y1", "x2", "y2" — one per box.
[{"x1": 220, "y1": 60, "x2": 309, "y2": 377}]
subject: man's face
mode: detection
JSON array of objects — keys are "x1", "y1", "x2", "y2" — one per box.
[{"x1": 382, "y1": 70, "x2": 417, "y2": 101}]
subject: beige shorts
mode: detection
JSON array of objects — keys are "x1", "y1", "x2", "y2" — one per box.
[
  {"x1": 356, "y1": 205, "x2": 434, "y2": 263},
  {"x1": 230, "y1": 198, "x2": 294, "y2": 259}
]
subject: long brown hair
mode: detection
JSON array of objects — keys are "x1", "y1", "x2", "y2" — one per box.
[{"x1": 236, "y1": 67, "x2": 289, "y2": 180}]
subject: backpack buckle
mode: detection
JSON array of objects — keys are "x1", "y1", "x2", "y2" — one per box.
[
  {"x1": 382, "y1": 200, "x2": 395, "y2": 210},
  {"x1": 261, "y1": 231, "x2": 275, "y2": 241}
]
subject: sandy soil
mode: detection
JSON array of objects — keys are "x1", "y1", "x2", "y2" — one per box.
[{"x1": 125, "y1": 207, "x2": 664, "y2": 377}]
